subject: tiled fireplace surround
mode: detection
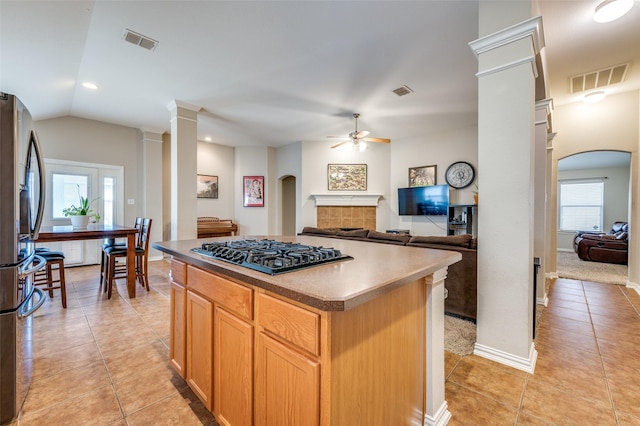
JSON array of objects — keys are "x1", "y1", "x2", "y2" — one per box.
[{"x1": 316, "y1": 206, "x2": 376, "y2": 230}]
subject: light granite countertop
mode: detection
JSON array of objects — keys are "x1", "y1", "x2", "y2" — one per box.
[{"x1": 153, "y1": 235, "x2": 461, "y2": 311}]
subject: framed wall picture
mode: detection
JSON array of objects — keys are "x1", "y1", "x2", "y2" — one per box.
[
  {"x1": 327, "y1": 164, "x2": 367, "y2": 191},
  {"x1": 408, "y1": 165, "x2": 437, "y2": 187},
  {"x1": 197, "y1": 174, "x2": 218, "y2": 198},
  {"x1": 243, "y1": 176, "x2": 264, "y2": 207}
]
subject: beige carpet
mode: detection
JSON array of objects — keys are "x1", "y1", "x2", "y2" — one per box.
[
  {"x1": 444, "y1": 315, "x2": 476, "y2": 356},
  {"x1": 557, "y1": 251, "x2": 627, "y2": 284}
]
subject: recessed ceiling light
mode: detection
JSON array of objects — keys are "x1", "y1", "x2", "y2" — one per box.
[
  {"x1": 204, "y1": 136, "x2": 212, "y2": 142},
  {"x1": 82, "y1": 82, "x2": 98, "y2": 90},
  {"x1": 584, "y1": 91, "x2": 606, "y2": 103},
  {"x1": 594, "y1": 0, "x2": 634, "y2": 23}
]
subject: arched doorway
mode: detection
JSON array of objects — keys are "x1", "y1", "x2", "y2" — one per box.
[
  {"x1": 556, "y1": 150, "x2": 630, "y2": 283},
  {"x1": 281, "y1": 175, "x2": 296, "y2": 236}
]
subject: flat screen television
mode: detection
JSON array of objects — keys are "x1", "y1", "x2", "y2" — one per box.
[{"x1": 398, "y1": 185, "x2": 449, "y2": 216}]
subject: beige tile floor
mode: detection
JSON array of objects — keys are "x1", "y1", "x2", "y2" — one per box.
[
  {"x1": 446, "y1": 277, "x2": 640, "y2": 425},
  {"x1": 11, "y1": 260, "x2": 640, "y2": 425}
]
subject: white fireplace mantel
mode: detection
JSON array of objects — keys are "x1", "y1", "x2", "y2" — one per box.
[{"x1": 311, "y1": 194, "x2": 383, "y2": 206}]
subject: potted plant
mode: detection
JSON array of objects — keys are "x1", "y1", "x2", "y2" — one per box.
[{"x1": 62, "y1": 185, "x2": 101, "y2": 228}]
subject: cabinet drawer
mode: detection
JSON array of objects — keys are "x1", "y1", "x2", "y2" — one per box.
[
  {"x1": 187, "y1": 266, "x2": 253, "y2": 320},
  {"x1": 257, "y1": 293, "x2": 320, "y2": 356},
  {"x1": 171, "y1": 259, "x2": 187, "y2": 286}
]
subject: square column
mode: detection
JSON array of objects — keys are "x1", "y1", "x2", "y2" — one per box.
[
  {"x1": 167, "y1": 100, "x2": 200, "y2": 240},
  {"x1": 424, "y1": 268, "x2": 451, "y2": 426},
  {"x1": 469, "y1": 16, "x2": 544, "y2": 372}
]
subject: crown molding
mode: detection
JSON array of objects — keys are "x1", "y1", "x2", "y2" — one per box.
[
  {"x1": 166, "y1": 99, "x2": 201, "y2": 113},
  {"x1": 469, "y1": 16, "x2": 545, "y2": 58}
]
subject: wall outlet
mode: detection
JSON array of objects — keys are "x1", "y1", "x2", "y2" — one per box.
[{"x1": 128, "y1": 199, "x2": 135, "y2": 205}]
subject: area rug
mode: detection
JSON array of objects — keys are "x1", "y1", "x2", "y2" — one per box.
[
  {"x1": 444, "y1": 315, "x2": 476, "y2": 356},
  {"x1": 557, "y1": 251, "x2": 627, "y2": 285}
]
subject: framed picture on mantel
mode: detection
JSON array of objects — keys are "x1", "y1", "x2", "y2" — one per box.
[
  {"x1": 243, "y1": 176, "x2": 264, "y2": 207},
  {"x1": 327, "y1": 164, "x2": 367, "y2": 191}
]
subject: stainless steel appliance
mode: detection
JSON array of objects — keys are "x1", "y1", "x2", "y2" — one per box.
[
  {"x1": 192, "y1": 239, "x2": 352, "y2": 275},
  {"x1": 0, "y1": 92, "x2": 46, "y2": 424}
]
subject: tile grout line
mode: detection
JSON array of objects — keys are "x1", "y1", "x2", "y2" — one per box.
[{"x1": 582, "y1": 281, "x2": 620, "y2": 426}]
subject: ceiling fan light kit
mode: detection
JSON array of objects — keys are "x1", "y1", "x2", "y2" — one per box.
[
  {"x1": 593, "y1": 0, "x2": 634, "y2": 23},
  {"x1": 328, "y1": 113, "x2": 391, "y2": 150}
]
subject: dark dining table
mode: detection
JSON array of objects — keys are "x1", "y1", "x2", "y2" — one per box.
[{"x1": 36, "y1": 224, "x2": 140, "y2": 298}]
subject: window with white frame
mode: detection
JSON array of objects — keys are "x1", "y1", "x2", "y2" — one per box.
[{"x1": 559, "y1": 179, "x2": 604, "y2": 232}]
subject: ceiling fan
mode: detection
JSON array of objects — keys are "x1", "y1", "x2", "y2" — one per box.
[{"x1": 328, "y1": 113, "x2": 391, "y2": 150}]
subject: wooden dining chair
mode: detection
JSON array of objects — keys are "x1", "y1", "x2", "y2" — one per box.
[
  {"x1": 104, "y1": 218, "x2": 152, "y2": 299},
  {"x1": 99, "y1": 217, "x2": 143, "y2": 287}
]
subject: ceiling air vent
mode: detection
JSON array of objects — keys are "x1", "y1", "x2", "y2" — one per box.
[
  {"x1": 392, "y1": 85, "x2": 414, "y2": 96},
  {"x1": 570, "y1": 63, "x2": 629, "y2": 94},
  {"x1": 123, "y1": 29, "x2": 158, "y2": 51}
]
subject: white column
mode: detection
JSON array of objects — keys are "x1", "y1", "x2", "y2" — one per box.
[
  {"x1": 534, "y1": 100, "x2": 552, "y2": 307},
  {"x1": 167, "y1": 100, "x2": 200, "y2": 240},
  {"x1": 545, "y1": 132, "x2": 558, "y2": 279},
  {"x1": 423, "y1": 268, "x2": 451, "y2": 426},
  {"x1": 142, "y1": 130, "x2": 163, "y2": 260},
  {"x1": 469, "y1": 16, "x2": 544, "y2": 372},
  {"x1": 628, "y1": 151, "x2": 640, "y2": 294}
]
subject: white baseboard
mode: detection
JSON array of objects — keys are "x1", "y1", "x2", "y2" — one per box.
[
  {"x1": 627, "y1": 281, "x2": 640, "y2": 296},
  {"x1": 537, "y1": 295, "x2": 549, "y2": 307},
  {"x1": 423, "y1": 401, "x2": 451, "y2": 426},
  {"x1": 149, "y1": 254, "x2": 164, "y2": 262},
  {"x1": 473, "y1": 342, "x2": 538, "y2": 374},
  {"x1": 557, "y1": 248, "x2": 574, "y2": 252}
]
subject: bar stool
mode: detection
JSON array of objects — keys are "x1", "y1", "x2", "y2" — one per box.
[{"x1": 33, "y1": 250, "x2": 67, "y2": 308}]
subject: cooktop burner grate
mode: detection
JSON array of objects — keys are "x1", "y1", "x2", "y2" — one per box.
[{"x1": 191, "y1": 239, "x2": 353, "y2": 275}]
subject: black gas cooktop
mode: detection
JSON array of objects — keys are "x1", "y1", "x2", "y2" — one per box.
[{"x1": 191, "y1": 239, "x2": 353, "y2": 275}]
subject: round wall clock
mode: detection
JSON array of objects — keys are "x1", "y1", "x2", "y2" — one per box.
[{"x1": 445, "y1": 161, "x2": 475, "y2": 189}]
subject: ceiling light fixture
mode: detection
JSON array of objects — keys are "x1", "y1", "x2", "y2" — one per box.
[
  {"x1": 593, "y1": 0, "x2": 634, "y2": 23},
  {"x1": 584, "y1": 90, "x2": 606, "y2": 103},
  {"x1": 82, "y1": 82, "x2": 98, "y2": 90}
]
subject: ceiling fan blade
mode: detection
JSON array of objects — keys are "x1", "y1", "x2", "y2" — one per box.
[
  {"x1": 326, "y1": 135, "x2": 348, "y2": 139},
  {"x1": 331, "y1": 140, "x2": 351, "y2": 149},
  {"x1": 362, "y1": 137, "x2": 391, "y2": 143},
  {"x1": 355, "y1": 130, "x2": 370, "y2": 138}
]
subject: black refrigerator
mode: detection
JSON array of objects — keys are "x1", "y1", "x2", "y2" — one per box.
[{"x1": 0, "y1": 92, "x2": 46, "y2": 424}]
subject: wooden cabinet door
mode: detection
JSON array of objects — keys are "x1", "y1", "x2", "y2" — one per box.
[
  {"x1": 214, "y1": 307, "x2": 254, "y2": 426},
  {"x1": 170, "y1": 281, "x2": 187, "y2": 378},
  {"x1": 255, "y1": 332, "x2": 320, "y2": 426},
  {"x1": 186, "y1": 290, "x2": 214, "y2": 411}
]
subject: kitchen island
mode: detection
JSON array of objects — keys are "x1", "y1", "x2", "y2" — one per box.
[{"x1": 154, "y1": 235, "x2": 461, "y2": 426}]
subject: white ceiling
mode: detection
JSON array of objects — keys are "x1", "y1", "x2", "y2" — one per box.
[{"x1": 1, "y1": 1, "x2": 639, "y2": 151}]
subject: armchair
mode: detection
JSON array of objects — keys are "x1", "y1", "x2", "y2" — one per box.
[{"x1": 574, "y1": 221, "x2": 628, "y2": 265}]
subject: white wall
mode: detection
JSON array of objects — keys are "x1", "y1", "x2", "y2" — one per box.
[
  {"x1": 196, "y1": 141, "x2": 235, "y2": 220},
  {"x1": 552, "y1": 90, "x2": 639, "y2": 287},
  {"x1": 234, "y1": 146, "x2": 271, "y2": 236},
  {"x1": 299, "y1": 139, "x2": 392, "y2": 232},
  {"x1": 390, "y1": 124, "x2": 478, "y2": 236},
  {"x1": 34, "y1": 116, "x2": 144, "y2": 228}
]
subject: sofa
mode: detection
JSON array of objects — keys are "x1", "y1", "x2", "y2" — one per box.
[
  {"x1": 299, "y1": 227, "x2": 478, "y2": 321},
  {"x1": 574, "y1": 221, "x2": 628, "y2": 265}
]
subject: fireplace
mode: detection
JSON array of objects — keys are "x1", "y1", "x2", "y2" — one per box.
[
  {"x1": 317, "y1": 206, "x2": 376, "y2": 229},
  {"x1": 311, "y1": 194, "x2": 382, "y2": 230}
]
